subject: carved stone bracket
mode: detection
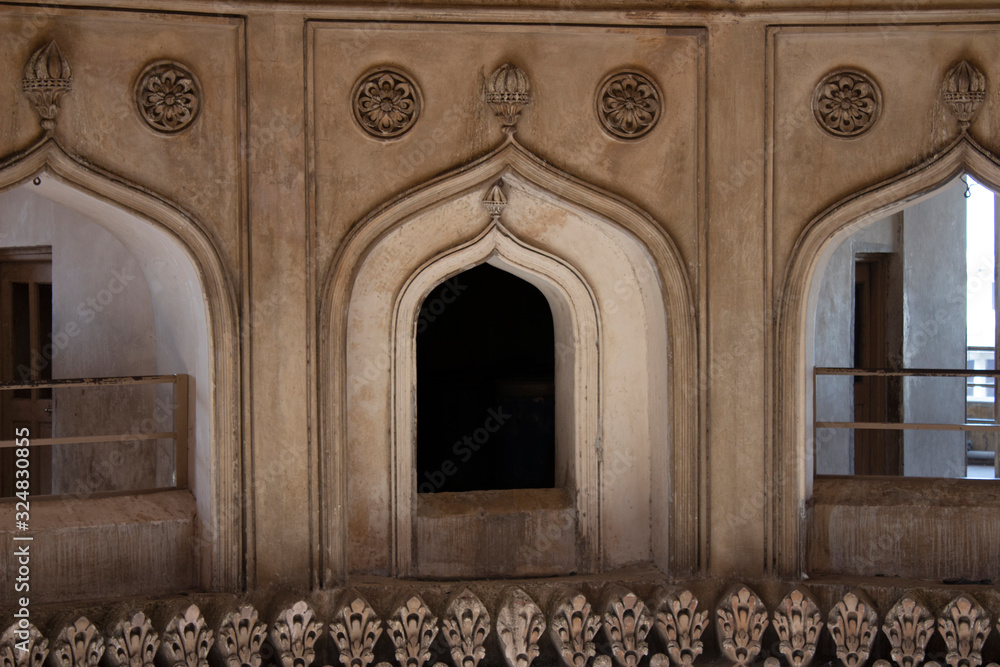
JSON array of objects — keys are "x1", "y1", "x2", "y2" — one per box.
[
  {"x1": 442, "y1": 589, "x2": 491, "y2": 667},
  {"x1": 52, "y1": 618, "x2": 104, "y2": 667},
  {"x1": 331, "y1": 595, "x2": 383, "y2": 667},
  {"x1": 270, "y1": 601, "x2": 322, "y2": 667},
  {"x1": 812, "y1": 69, "x2": 882, "y2": 138},
  {"x1": 162, "y1": 605, "x2": 215, "y2": 667},
  {"x1": 1, "y1": 622, "x2": 48, "y2": 667},
  {"x1": 496, "y1": 588, "x2": 546, "y2": 667},
  {"x1": 772, "y1": 588, "x2": 823, "y2": 667},
  {"x1": 716, "y1": 585, "x2": 769, "y2": 667},
  {"x1": 549, "y1": 592, "x2": 600, "y2": 667},
  {"x1": 596, "y1": 71, "x2": 661, "y2": 140},
  {"x1": 938, "y1": 594, "x2": 992, "y2": 667},
  {"x1": 135, "y1": 61, "x2": 201, "y2": 134},
  {"x1": 828, "y1": 591, "x2": 878, "y2": 667},
  {"x1": 107, "y1": 612, "x2": 159, "y2": 667},
  {"x1": 486, "y1": 63, "x2": 531, "y2": 135},
  {"x1": 603, "y1": 589, "x2": 652, "y2": 667},
  {"x1": 217, "y1": 606, "x2": 266, "y2": 667},
  {"x1": 387, "y1": 595, "x2": 438, "y2": 667},
  {"x1": 942, "y1": 60, "x2": 987, "y2": 132},
  {"x1": 352, "y1": 67, "x2": 422, "y2": 139},
  {"x1": 884, "y1": 595, "x2": 936, "y2": 667},
  {"x1": 653, "y1": 589, "x2": 708, "y2": 667},
  {"x1": 21, "y1": 41, "x2": 72, "y2": 133}
]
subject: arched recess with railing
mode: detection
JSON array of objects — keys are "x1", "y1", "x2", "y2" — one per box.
[
  {"x1": 0, "y1": 138, "x2": 243, "y2": 595},
  {"x1": 318, "y1": 138, "x2": 700, "y2": 584},
  {"x1": 774, "y1": 136, "x2": 1000, "y2": 578}
]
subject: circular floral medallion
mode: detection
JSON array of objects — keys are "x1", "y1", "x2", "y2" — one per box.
[
  {"x1": 135, "y1": 61, "x2": 201, "y2": 134},
  {"x1": 813, "y1": 69, "x2": 882, "y2": 138},
  {"x1": 596, "y1": 71, "x2": 662, "y2": 140},
  {"x1": 352, "y1": 68, "x2": 421, "y2": 139}
]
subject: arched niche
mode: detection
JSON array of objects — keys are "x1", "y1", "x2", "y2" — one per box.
[
  {"x1": 775, "y1": 136, "x2": 1000, "y2": 577},
  {"x1": 0, "y1": 140, "x2": 242, "y2": 593},
  {"x1": 320, "y1": 140, "x2": 699, "y2": 581}
]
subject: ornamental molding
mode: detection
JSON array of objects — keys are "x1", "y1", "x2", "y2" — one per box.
[
  {"x1": 1, "y1": 623, "x2": 48, "y2": 667},
  {"x1": 330, "y1": 595, "x2": 383, "y2": 667},
  {"x1": 549, "y1": 591, "x2": 600, "y2": 667},
  {"x1": 942, "y1": 60, "x2": 987, "y2": 132},
  {"x1": 938, "y1": 594, "x2": 991, "y2": 667},
  {"x1": 161, "y1": 605, "x2": 214, "y2": 667},
  {"x1": 496, "y1": 588, "x2": 545, "y2": 667},
  {"x1": 812, "y1": 68, "x2": 882, "y2": 138},
  {"x1": 715, "y1": 585, "x2": 768, "y2": 667},
  {"x1": 216, "y1": 606, "x2": 266, "y2": 667},
  {"x1": 828, "y1": 591, "x2": 877, "y2": 667},
  {"x1": 442, "y1": 589, "x2": 490, "y2": 667},
  {"x1": 52, "y1": 618, "x2": 104, "y2": 667},
  {"x1": 884, "y1": 595, "x2": 936, "y2": 667},
  {"x1": 352, "y1": 67, "x2": 421, "y2": 140},
  {"x1": 135, "y1": 60, "x2": 201, "y2": 134},
  {"x1": 596, "y1": 70, "x2": 661, "y2": 140},
  {"x1": 772, "y1": 588, "x2": 822, "y2": 667},
  {"x1": 653, "y1": 589, "x2": 708, "y2": 667},
  {"x1": 386, "y1": 595, "x2": 438, "y2": 667},
  {"x1": 21, "y1": 41, "x2": 72, "y2": 133},
  {"x1": 270, "y1": 601, "x2": 322, "y2": 667},
  {"x1": 107, "y1": 612, "x2": 159, "y2": 667}
]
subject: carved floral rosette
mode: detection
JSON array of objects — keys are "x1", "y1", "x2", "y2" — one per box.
[
  {"x1": 135, "y1": 61, "x2": 201, "y2": 134},
  {"x1": 812, "y1": 69, "x2": 882, "y2": 138},
  {"x1": 596, "y1": 70, "x2": 661, "y2": 140},
  {"x1": 352, "y1": 67, "x2": 422, "y2": 139}
]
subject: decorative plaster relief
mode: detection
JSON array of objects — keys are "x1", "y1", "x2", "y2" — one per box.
[
  {"x1": 442, "y1": 589, "x2": 490, "y2": 667},
  {"x1": 550, "y1": 592, "x2": 600, "y2": 667},
  {"x1": 497, "y1": 588, "x2": 545, "y2": 667},
  {"x1": 715, "y1": 585, "x2": 768, "y2": 667},
  {"x1": 486, "y1": 63, "x2": 531, "y2": 134},
  {"x1": 161, "y1": 605, "x2": 214, "y2": 667},
  {"x1": 938, "y1": 594, "x2": 991, "y2": 667},
  {"x1": 387, "y1": 595, "x2": 438, "y2": 667},
  {"x1": 107, "y1": 612, "x2": 159, "y2": 667},
  {"x1": 772, "y1": 588, "x2": 822, "y2": 667},
  {"x1": 884, "y1": 595, "x2": 936, "y2": 667},
  {"x1": 352, "y1": 68, "x2": 421, "y2": 139},
  {"x1": 331, "y1": 595, "x2": 383, "y2": 667},
  {"x1": 812, "y1": 69, "x2": 882, "y2": 138},
  {"x1": 603, "y1": 590, "x2": 652, "y2": 667},
  {"x1": 217, "y1": 606, "x2": 266, "y2": 667},
  {"x1": 135, "y1": 61, "x2": 201, "y2": 134},
  {"x1": 596, "y1": 71, "x2": 661, "y2": 140},
  {"x1": 52, "y1": 618, "x2": 104, "y2": 667},
  {"x1": 653, "y1": 589, "x2": 708, "y2": 667},
  {"x1": 481, "y1": 179, "x2": 507, "y2": 223},
  {"x1": 270, "y1": 601, "x2": 322, "y2": 667},
  {"x1": 942, "y1": 60, "x2": 986, "y2": 132},
  {"x1": 828, "y1": 591, "x2": 877, "y2": 667},
  {"x1": 1, "y1": 623, "x2": 48, "y2": 667},
  {"x1": 21, "y1": 41, "x2": 72, "y2": 132}
]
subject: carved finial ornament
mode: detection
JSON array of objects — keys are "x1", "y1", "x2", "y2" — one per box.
[
  {"x1": 442, "y1": 589, "x2": 491, "y2": 667},
  {"x1": 550, "y1": 592, "x2": 600, "y2": 667},
  {"x1": 22, "y1": 41, "x2": 72, "y2": 133},
  {"x1": 107, "y1": 612, "x2": 159, "y2": 667},
  {"x1": 330, "y1": 595, "x2": 383, "y2": 667},
  {"x1": 161, "y1": 605, "x2": 214, "y2": 667},
  {"x1": 772, "y1": 588, "x2": 823, "y2": 667},
  {"x1": 352, "y1": 67, "x2": 422, "y2": 139},
  {"x1": 482, "y1": 180, "x2": 507, "y2": 224},
  {"x1": 270, "y1": 601, "x2": 322, "y2": 667},
  {"x1": 217, "y1": 606, "x2": 266, "y2": 667},
  {"x1": 135, "y1": 61, "x2": 201, "y2": 134},
  {"x1": 828, "y1": 591, "x2": 878, "y2": 667},
  {"x1": 596, "y1": 71, "x2": 661, "y2": 140},
  {"x1": 496, "y1": 588, "x2": 545, "y2": 667},
  {"x1": 653, "y1": 589, "x2": 708, "y2": 667},
  {"x1": 938, "y1": 594, "x2": 991, "y2": 667},
  {"x1": 1, "y1": 622, "x2": 48, "y2": 667},
  {"x1": 487, "y1": 63, "x2": 531, "y2": 135},
  {"x1": 813, "y1": 69, "x2": 882, "y2": 138},
  {"x1": 884, "y1": 595, "x2": 936, "y2": 667},
  {"x1": 942, "y1": 60, "x2": 986, "y2": 132},
  {"x1": 716, "y1": 584, "x2": 769, "y2": 667},
  {"x1": 603, "y1": 590, "x2": 652, "y2": 667}
]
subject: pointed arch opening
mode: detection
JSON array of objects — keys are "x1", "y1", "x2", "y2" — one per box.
[
  {"x1": 0, "y1": 142, "x2": 241, "y2": 600},
  {"x1": 776, "y1": 138, "x2": 1000, "y2": 581}
]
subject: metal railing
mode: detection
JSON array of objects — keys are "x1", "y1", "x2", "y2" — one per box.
[{"x1": 0, "y1": 374, "x2": 188, "y2": 489}]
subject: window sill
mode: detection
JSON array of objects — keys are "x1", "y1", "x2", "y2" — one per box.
[{"x1": 417, "y1": 487, "x2": 572, "y2": 518}]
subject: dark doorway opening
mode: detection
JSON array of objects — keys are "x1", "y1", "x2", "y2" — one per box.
[
  {"x1": 416, "y1": 263, "x2": 555, "y2": 493},
  {"x1": 853, "y1": 253, "x2": 903, "y2": 475}
]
